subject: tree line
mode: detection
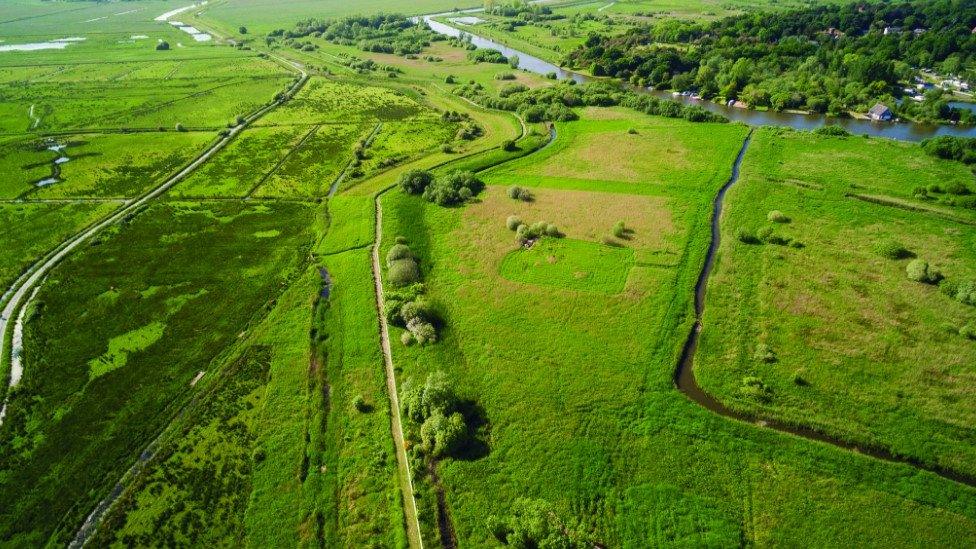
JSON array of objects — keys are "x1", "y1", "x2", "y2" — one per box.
[{"x1": 563, "y1": 0, "x2": 976, "y2": 123}]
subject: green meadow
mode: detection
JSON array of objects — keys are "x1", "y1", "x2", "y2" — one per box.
[
  {"x1": 1, "y1": 0, "x2": 975, "y2": 546},
  {"x1": 697, "y1": 128, "x2": 976, "y2": 478}
]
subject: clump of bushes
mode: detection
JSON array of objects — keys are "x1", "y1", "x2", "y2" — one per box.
[
  {"x1": 486, "y1": 498, "x2": 584, "y2": 547},
  {"x1": 353, "y1": 394, "x2": 371, "y2": 412},
  {"x1": 766, "y1": 210, "x2": 790, "y2": 223},
  {"x1": 737, "y1": 225, "x2": 802, "y2": 248},
  {"x1": 510, "y1": 218, "x2": 561, "y2": 243},
  {"x1": 467, "y1": 48, "x2": 508, "y2": 64},
  {"x1": 753, "y1": 343, "x2": 777, "y2": 363},
  {"x1": 401, "y1": 372, "x2": 471, "y2": 458},
  {"x1": 740, "y1": 376, "x2": 772, "y2": 402},
  {"x1": 397, "y1": 169, "x2": 484, "y2": 206},
  {"x1": 507, "y1": 185, "x2": 532, "y2": 201},
  {"x1": 960, "y1": 324, "x2": 976, "y2": 340},
  {"x1": 495, "y1": 71, "x2": 516, "y2": 80},
  {"x1": 906, "y1": 259, "x2": 943, "y2": 284},
  {"x1": 612, "y1": 220, "x2": 633, "y2": 239},
  {"x1": 386, "y1": 239, "x2": 422, "y2": 288},
  {"x1": 384, "y1": 268, "x2": 438, "y2": 346},
  {"x1": 941, "y1": 279, "x2": 976, "y2": 306},
  {"x1": 873, "y1": 239, "x2": 913, "y2": 260},
  {"x1": 813, "y1": 125, "x2": 850, "y2": 137}
]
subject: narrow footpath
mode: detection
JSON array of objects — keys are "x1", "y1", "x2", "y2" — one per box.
[{"x1": 370, "y1": 188, "x2": 424, "y2": 549}]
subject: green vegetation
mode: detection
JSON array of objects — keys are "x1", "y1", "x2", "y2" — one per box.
[
  {"x1": 697, "y1": 127, "x2": 976, "y2": 479},
  {"x1": 4, "y1": 1, "x2": 976, "y2": 546},
  {"x1": 565, "y1": 0, "x2": 976, "y2": 122}
]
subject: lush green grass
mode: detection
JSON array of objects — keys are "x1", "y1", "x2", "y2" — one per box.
[
  {"x1": 89, "y1": 346, "x2": 271, "y2": 547},
  {"x1": 0, "y1": 132, "x2": 217, "y2": 199},
  {"x1": 379, "y1": 108, "x2": 976, "y2": 546},
  {"x1": 697, "y1": 128, "x2": 976, "y2": 478},
  {"x1": 171, "y1": 125, "x2": 312, "y2": 197},
  {"x1": 483, "y1": 108, "x2": 749, "y2": 195},
  {"x1": 499, "y1": 238, "x2": 635, "y2": 293},
  {"x1": 0, "y1": 202, "x2": 118, "y2": 291},
  {"x1": 0, "y1": 201, "x2": 315, "y2": 545},
  {"x1": 254, "y1": 123, "x2": 363, "y2": 198}
]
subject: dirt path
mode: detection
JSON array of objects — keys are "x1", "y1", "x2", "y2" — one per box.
[
  {"x1": 0, "y1": 59, "x2": 308, "y2": 427},
  {"x1": 674, "y1": 131, "x2": 976, "y2": 488},
  {"x1": 370, "y1": 187, "x2": 425, "y2": 549}
]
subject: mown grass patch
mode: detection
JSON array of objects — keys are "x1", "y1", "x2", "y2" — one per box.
[
  {"x1": 482, "y1": 110, "x2": 748, "y2": 194},
  {"x1": 499, "y1": 238, "x2": 634, "y2": 293}
]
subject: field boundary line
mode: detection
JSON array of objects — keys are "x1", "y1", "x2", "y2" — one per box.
[{"x1": 245, "y1": 124, "x2": 321, "y2": 198}]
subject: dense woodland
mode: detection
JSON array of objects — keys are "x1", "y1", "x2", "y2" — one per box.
[
  {"x1": 270, "y1": 14, "x2": 440, "y2": 55},
  {"x1": 564, "y1": 0, "x2": 976, "y2": 122}
]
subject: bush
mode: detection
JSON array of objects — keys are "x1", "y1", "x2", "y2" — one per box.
[
  {"x1": 506, "y1": 215, "x2": 523, "y2": 231},
  {"x1": 501, "y1": 139, "x2": 517, "y2": 152},
  {"x1": 960, "y1": 324, "x2": 976, "y2": 340},
  {"x1": 398, "y1": 169, "x2": 434, "y2": 195},
  {"x1": 755, "y1": 226, "x2": 774, "y2": 242},
  {"x1": 400, "y1": 299, "x2": 432, "y2": 324},
  {"x1": 388, "y1": 258, "x2": 421, "y2": 287},
  {"x1": 612, "y1": 220, "x2": 626, "y2": 238},
  {"x1": 873, "y1": 239, "x2": 912, "y2": 260},
  {"x1": 353, "y1": 394, "x2": 370, "y2": 412},
  {"x1": 395, "y1": 235, "x2": 408, "y2": 245},
  {"x1": 767, "y1": 210, "x2": 790, "y2": 223},
  {"x1": 407, "y1": 318, "x2": 437, "y2": 345},
  {"x1": 627, "y1": 128, "x2": 638, "y2": 134},
  {"x1": 507, "y1": 185, "x2": 532, "y2": 201},
  {"x1": 740, "y1": 376, "x2": 771, "y2": 401},
  {"x1": 545, "y1": 224, "x2": 559, "y2": 237},
  {"x1": 400, "y1": 330, "x2": 415, "y2": 346},
  {"x1": 736, "y1": 228, "x2": 760, "y2": 244},
  {"x1": 754, "y1": 343, "x2": 777, "y2": 363},
  {"x1": 495, "y1": 72, "x2": 516, "y2": 80},
  {"x1": 813, "y1": 125, "x2": 850, "y2": 137},
  {"x1": 445, "y1": 74, "x2": 456, "y2": 84},
  {"x1": 156, "y1": 41, "x2": 170, "y2": 51},
  {"x1": 386, "y1": 243, "x2": 413, "y2": 266},
  {"x1": 420, "y1": 411, "x2": 467, "y2": 457},
  {"x1": 422, "y1": 170, "x2": 484, "y2": 206},
  {"x1": 175, "y1": 122, "x2": 186, "y2": 132},
  {"x1": 942, "y1": 279, "x2": 976, "y2": 305},
  {"x1": 906, "y1": 259, "x2": 942, "y2": 284}
]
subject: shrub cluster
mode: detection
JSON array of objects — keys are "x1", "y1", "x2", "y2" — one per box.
[
  {"x1": 873, "y1": 239, "x2": 913, "y2": 260},
  {"x1": 275, "y1": 13, "x2": 440, "y2": 56},
  {"x1": 740, "y1": 376, "x2": 772, "y2": 402},
  {"x1": 384, "y1": 255, "x2": 439, "y2": 346},
  {"x1": 508, "y1": 217, "x2": 560, "y2": 243},
  {"x1": 468, "y1": 48, "x2": 508, "y2": 64},
  {"x1": 921, "y1": 135, "x2": 976, "y2": 165},
  {"x1": 401, "y1": 372, "x2": 470, "y2": 458},
  {"x1": 906, "y1": 259, "x2": 943, "y2": 284},
  {"x1": 397, "y1": 169, "x2": 484, "y2": 206},
  {"x1": 941, "y1": 279, "x2": 976, "y2": 306},
  {"x1": 813, "y1": 125, "x2": 851, "y2": 137},
  {"x1": 486, "y1": 498, "x2": 585, "y2": 547},
  {"x1": 386, "y1": 239, "x2": 422, "y2": 288},
  {"x1": 454, "y1": 81, "x2": 727, "y2": 124},
  {"x1": 736, "y1": 222, "x2": 803, "y2": 248},
  {"x1": 507, "y1": 185, "x2": 532, "y2": 201}
]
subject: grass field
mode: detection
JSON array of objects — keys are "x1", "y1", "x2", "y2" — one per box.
[
  {"x1": 696, "y1": 128, "x2": 976, "y2": 478},
  {"x1": 483, "y1": 107, "x2": 748, "y2": 195},
  {"x1": 378, "y1": 106, "x2": 976, "y2": 546}
]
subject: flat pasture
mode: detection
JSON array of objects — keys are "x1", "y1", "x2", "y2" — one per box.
[{"x1": 697, "y1": 128, "x2": 976, "y2": 478}]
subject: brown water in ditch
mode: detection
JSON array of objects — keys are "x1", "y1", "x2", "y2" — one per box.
[{"x1": 673, "y1": 131, "x2": 976, "y2": 488}]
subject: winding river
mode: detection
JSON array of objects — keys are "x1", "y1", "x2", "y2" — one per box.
[{"x1": 422, "y1": 15, "x2": 976, "y2": 142}]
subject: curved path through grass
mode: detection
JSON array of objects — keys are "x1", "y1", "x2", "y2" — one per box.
[{"x1": 675, "y1": 130, "x2": 976, "y2": 488}]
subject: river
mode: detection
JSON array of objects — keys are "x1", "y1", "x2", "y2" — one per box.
[{"x1": 422, "y1": 15, "x2": 976, "y2": 142}]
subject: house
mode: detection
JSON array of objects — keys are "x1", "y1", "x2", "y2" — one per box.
[
  {"x1": 868, "y1": 103, "x2": 893, "y2": 121},
  {"x1": 883, "y1": 26, "x2": 901, "y2": 35}
]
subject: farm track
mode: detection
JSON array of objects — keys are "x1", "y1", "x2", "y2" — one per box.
[
  {"x1": 370, "y1": 187, "x2": 424, "y2": 549},
  {"x1": 0, "y1": 57, "x2": 308, "y2": 426},
  {"x1": 674, "y1": 131, "x2": 976, "y2": 489},
  {"x1": 367, "y1": 112, "x2": 545, "y2": 549}
]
